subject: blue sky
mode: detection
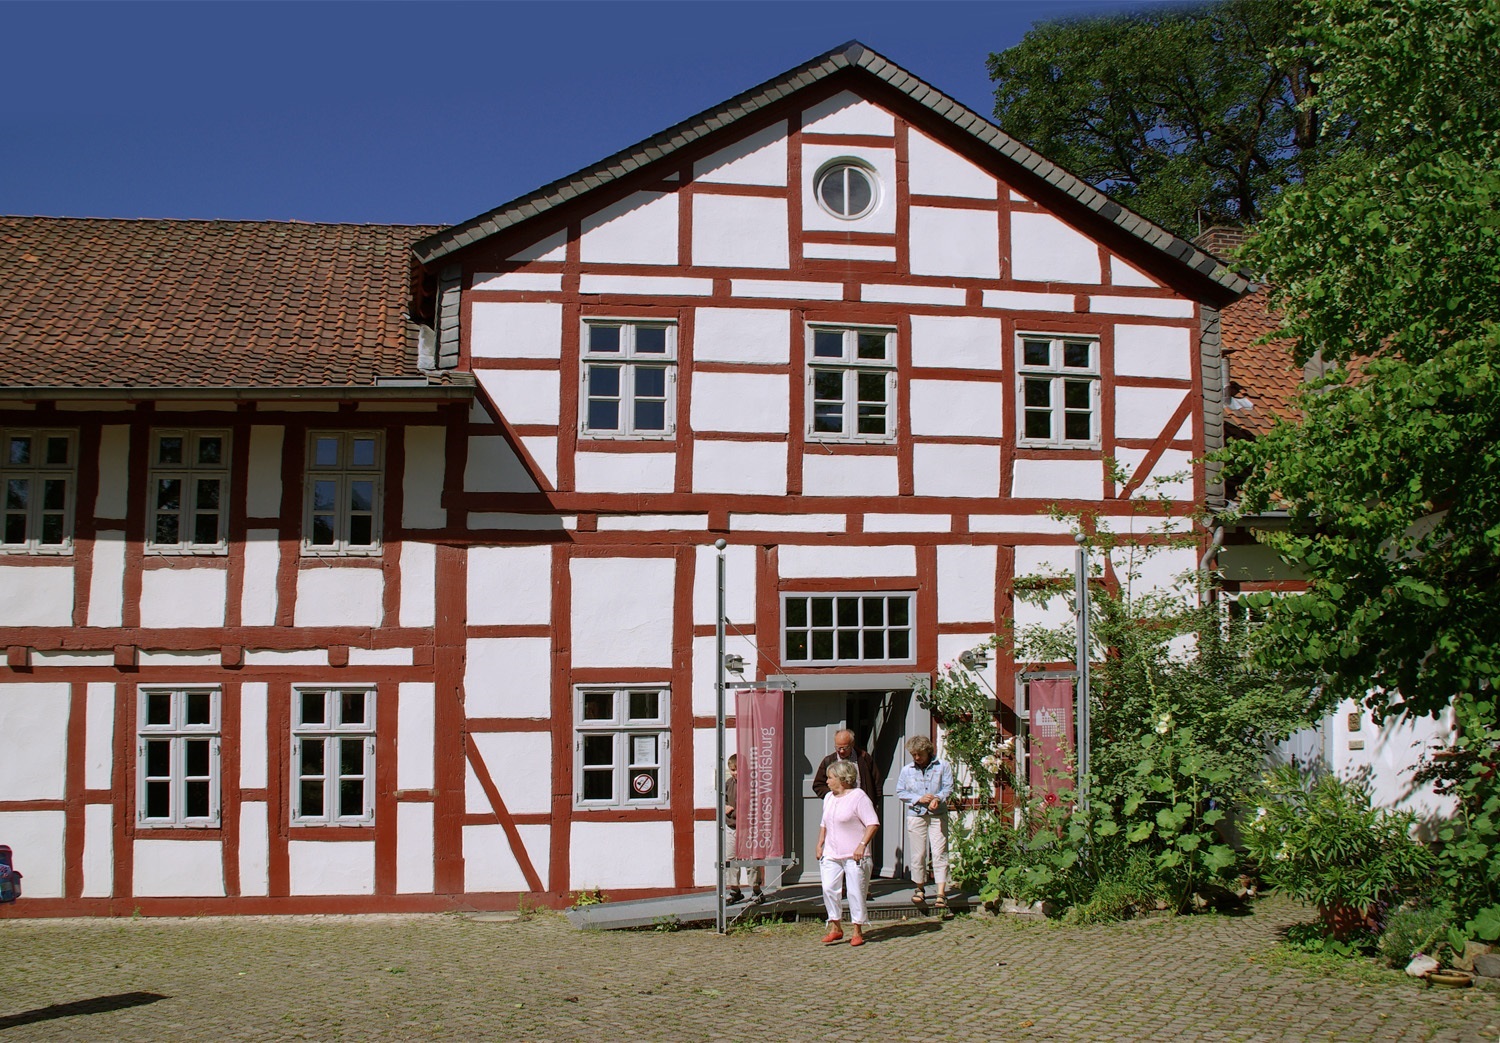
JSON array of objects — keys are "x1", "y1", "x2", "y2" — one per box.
[{"x1": 3, "y1": 1, "x2": 1156, "y2": 227}]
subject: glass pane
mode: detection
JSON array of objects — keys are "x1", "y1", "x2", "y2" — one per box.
[
  {"x1": 311, "y1": 515, "x2": 336, "y2": 546},
  {"x1": 810, "y1": 597, "x2": 833, "y2": 627},
  {"x1": 813, "y1": 330, "x2": 843, "y2": 358},
  {"x1": 1063, "y1": 380, "x2": 1091, "y2": 409},
  {"x1": 145, "y1": 738, "x2": 171, "y2": 775},
  {"x1": 312, "y1": 480, "x2": 337, "y2": 511},
  {"x1": 813, "y1": 404, "x2": 843, "y2": 433},
  {"x1": 300, "y1": 780, "x2": 324, "y2": 818},
  {"x1": 5, "y1": 478, "x2": 26, "y2": 510},
  {"x1": 628, "y1": 690, "x2": 658, "y2": 721},
  {"x1": 888, "y1": 629, "x2": 911, "y2": 659},
  {"x1": 1063, "y1": 341, "x2": 1092, "y2": 368},
  {"x1": 863, "y1": 597, "x2": 884, "y2": 626},
  {"x1": 588, "y1": 366, "x2": 620, "y2": 396},
  {"x1": 837, "y1": 631, "x2": 859, "y2": 660},
  {"x1": 785, "y1": 597, "x2": 807, "y2": 627},
  {"x1": 4, "y1": 515, "x2": 25, "y2": 543},
  {"x1": 339, "y1": 779, "x2": 364, "y2": 817},
  {"x1": 811, "y1": 630, "x2": 834, "y2": 660},
  {"x1": 301, "y1": 691, "x2": 326, "y2": 725},
  {"x1": 588, "y1": 325, "x2": 621, "y2": 353},
  {"x1": 40, "y1": 514, "x2": 63, "y2": 544},
  {"x1": 857, "y1": 404, "x2": 886, "y2": 436},
  {"x1": 339, "y1": 691, "x2": 366, "y2": 726},
  {"x1": 157, "y1": 436, "x2": 184, "y2": 465},
  {"x1": 351, "y1": 438, "x2": 376, "y2": 468},
  {"x1": 197, "y1": 436, "x2": 224, "y2": 466},
  {"x1": 146, "y1": 692, "x2": 173, "y2": 727},
  {"x1": 581, "y1": 691, "x2": 613, "y2": 721},
  {"x1": 582, "y1": 770, "x2": 613, "y2": 801},
  {"x1": 857, "y1": 371, "x2": 885, "y2": 403},
  {"x1": 340, "y1": 738, "x2": 364, "y2": 776},
  {"x1": 628, "y1": 768, "x2": 658, "y2": 800},
  {"x1": 629, "y1": 734, "x2": 658, "y2": 766},
  {"x1": 1064, "y1": 411, "x2": 1092, "y2": 441},
  {"x1": 349, "y1": 481, "x2": 373, "y2": 513},
  {"x1": 146, "y1": 779, "x2": 171, "y2": 819},
  {"x1": 587, "y1": 400, "x2": 620, "y2": 431},
  {"x1": 785, "y1": 631, "x2": 808, "y2": 660},
  {"x1": 185, "y1": 738, "x2": 210, "y2": 776},
  {"x1": 863, "y1": 631, "x2": 885, "y2": 659},
  {"x1": 41, "y1": 479, "x2": 66, "y2": 511},
  {"x1": 186, "y1": 691, "x2": 211, "y2": 726},
  {"x1": 582, "y1": 734, "x2": 614, "y2": 767},
  {"x1": 634, "y1": 367, "x2": 666, "y2": 398},
  {"x1": 634, "y1": 401, "x2": 666, "y2": 431},
  {"x1": 300, "y1": 739, "x2": 325, "y2": 776},
  {"x1": 1023, "y1": 341, "x2": 1051, "y2": 367},
  {"x1": 348, "y1": 515, "x2": 374, "y2": 546},
  {"x1": 313, "y1": 437, "x2": 340, "y2": 467},
  {"x1": 155, "y1": 478, "x2": 180, "y2": 512},
  {"x1": 44, "y1": 436, "x2": 69, "y2": 466},
  {"x1": 7, "y1": 436, "x2": 30, "y2": 465},
  {"x1": 193, "y1": 513, "x2": 219, "y2": 545},
  {"x1": 1024, "y1": 378, "x2": 1051, "y2": 408},
  {"x1": 634, "y1": 326, "x2": 668, "y2": 354},
  {"x1": 836, "y1": 598, "x2": 858, "y2": 626},
  {"x1": 1025, "y1": 411, "x2": 1052, "y2": 440},
  {"x1": 889, "y1": 597, "x2": 910, "y2": 626},
  {"x1": 846, "y1": 168, "x2": 873, "y2": 214},
  {"x1": 195, "y1": 479, "x2": 220, "y2": 510},
  {"x1": 856, "y1": 331, "x2": 886, "y2": 361},
  {"x1": 812, "y1": 370, "x2": 843, "y2": 401},
  {"x1": 819, "y1": 170, "x2": 845, "y2": 214}
]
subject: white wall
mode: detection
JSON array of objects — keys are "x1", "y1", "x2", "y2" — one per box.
[
  {"x1": 570, "y1": 557, "x2": 677, "y2": 668},
  {"x1": 288, "y1": 840, "x2": 375, "y2": 895},
  {"x1": 580, "y1": 191, "x2": 679, "y2": 265},
  {"x1": 570, "y1": 820, "x2": 675, "y2": 889},
  {"x1": 140, "y1": 568, "x2": 227, "y2": 628},
  {"x1": 1011, "y1": 211, "x2": 1102, "y2": 283},
  {"x1": 0, "y1": 811, "x2": 65, "y2": 897},
  {"x1": 0, "y1": 682, "x2": 70, "y2": 800},
  {"x1": 692, "y1": 195, "x2": 789, "y2": 269},
  {"x1": 465, "y1": 638, "x2": 552, "y2": 718},
  {"x1": 133, "y1": 840, "x2": 226, "y2": 897},
  {"x1": 293, "y1": 568, "x2": 383, "y2": 627},
  {"x1": 0, "y1": 566, "x2": 73, "y2": 626}
]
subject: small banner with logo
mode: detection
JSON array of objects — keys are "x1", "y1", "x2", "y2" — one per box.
[
  {"x1": 1028, "y1": 677, "x2": 1076, "y2": 804},
  {"x1": 734, "y1": 688, "x2": 784, "y2": 859}
]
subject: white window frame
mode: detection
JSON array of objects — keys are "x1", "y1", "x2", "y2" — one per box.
[
  {"x1": 1, "y1": 429, "x2": 76, "y2": 554},
  {"x1": 781, "y1": 592, "x2": 917, "y2": 666},
  {"x1": 574, "y1": 686, "x2": 671, "y2": 809},
  {"x1": 813, "y1": 159, "x2": 880, "y2": 220},
  {"x1": 805, "y1": 325, "x2": 898, "y2": 443},
  {"x1": 291, "y1": 686, "x2": 377, "y2": 826},
  {"x1": 1016, "y1": 334, "x2": 1101, "y2": 449},
  {"x1": 579, "y1": 320, "x2": 678, "y2": 439},
  {"x1": 147, "y1": 430, "x2": 231, "y2": 553},
  {"x1": 303, "y1": 432, "x2": 383, "y2": 554},
  {"x1": 137, "y1": 687, "x2": 222, "y2": 828}
]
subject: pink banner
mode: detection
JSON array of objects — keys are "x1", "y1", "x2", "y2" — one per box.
[
  {"x1": 735, "y1": 689, "x2": 783, "y2": 859},
  {"x1": 1028, "y1": 678, "x2": 1075, "y2": 805}
]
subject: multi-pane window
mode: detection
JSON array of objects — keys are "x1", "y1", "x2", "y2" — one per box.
[
  {"x1": 304, "y1": 432, "x2": 382, "y2": 552},
  {"x1": 782, "y1": 593, "x2": 915, "y2": 665},
  {"x1": 575, "y1": 686, "x2": 670, "y2": 808},
  {"x1": 1, "y1": 430, "x2": 75, "y2": 552},
  {"x1": 581, "y1": 321, "x2": 677, "y2": 437},
  {"x1": 137, "y1": 688, "x2": 221, "y2": 827},
  {"x1": 148, "y1": 431, "x2": 229, "y2": 551},
  {"x1": 1017, "y1": 335, "x2": 1100, "y2": 447},
  {"x1": 815, "y1": 161, "x2": 879, "y2": 220},
  {"x1": 807, "y1": 326, "x2": 897, "y2": 440},
  {"x1": 292, "y1": 687, "x2": 376, "y2": 825}
]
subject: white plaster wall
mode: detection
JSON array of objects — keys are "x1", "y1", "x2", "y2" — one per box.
[
  {"x1": 694, "y1": 727, "x2": 725, "y2": 809},
  {"x1": 520, "y1": 436, "x2": 558, "y2": 488},
  {"x1": 580, "y1": 191, "x2": 679, "y2": 266},
  {"x1": 94, "y1": 425, "x2": 131, "y2": 519},
  {"x1": 239, "y1": 801, "x2": 269, "y2": 897},
  {"x1": 0, "y1": 682, "x2": 70, "y2": 799},
  {"x1": 1011, "y1": 212, "x2": 1102, "y2": 284},
  {"x1": 800, "y1": 144, "x2": 897, "y2": 235},
  {"x1": 910, "y1": 379, "x2": 1004, "y2": 437},
  {"x1": 692, "y1": 633, "x2": 761, "y2": 717},
  {"x1": 465, "y1": 638, "x2": 552, "y2": 718},
  {"x1": 913, "y1": 443, "x2": 1001, "y2": 499},
  {"x1": 731, "y1": 279, "x2": 843, "y2": 301},
  {"x1": 694, "y1": 121, "x2": 788, "y2": 185},
  {"x1": 400, "y1": 541, "x2": 436, "y2": 629},
  {"x1": 570, "y1": 557, "x2": 677, "y2": 669},
  {"x1": 82, "y1": 804, "x2": 112, "y2": 898},
  {"x1": 245, "y1": 426, "x2": 284, "y2": 518},
  {"x1": 578, "y1": 274, "x2": 713, "y2": 297},
  {"x1": 907, "y1": 129, "x2": 997, "y2": 198},
  {"x1": 240, "y1": 530, "x2": 279, "y2": 626},
  {"x1": 570, "y1": 820, "x2": 674, "y2": 889},
  {"x1": 508, "y1": 229, "x2": 567, "y2": 262},
  {"x1": 465, "y1": 434, "x2": 543, "y2": 494},
  {"x1": 692, "y1": 307, "x2": 790, "y2": 365},
  {"x1": 463, "y1": 823, "x2": 550, "y2": 893},
  {"x1": 137, "y1": 650, "x2": 219, "y2": 667},
  {"x1": 1116, "y1": 387, "x2": 1191, "y2": 440},
  {"x1": 293, "y1": 568, "x2": 383, "y2": 627},
  {"x1": 396, "y1": 802, "x2": 435, "y2": 894},
  {"x1": 1111, "y1": 256, "x2": 1159, "y2": 287},
  {"x1": 574, "y1": 452, "x2": 677, "y2": 494},
  {"x1": 139, "y1": 568, "x2": 226, "y2": 628},
  {"x1": 1335, "y1": 701, "x2": 1457, "y2": 820},
  {"x1": 288, "y1": 841, "x2": 375, "y2": 896},
  {"x1": 807, "y1": 243, "x2": 896, "y2": 262},
  {"x1": 0, "y1": 811, "x2": 65, "y2": 897},
  {"x1": 467, "y1": 545, "x2": 552, "y2": 626},
  {"x1": 1091, "y1": 296, "x2": 1194, "y2": 318},
  {"x1": 693, "y1": 819, "x2": 720, "y2": 888},
  {"x1": 133, "y1": 840, "x2": 226, "y2": 897},
  {"x1": 1115, "y1": 325, "x2": 1193, "y2": 380},
  {"x1": 84, "y1": 682, "x2": 114, "y2": 790},
  {"x1": 982, "y1": 289, "x2": 1076, "y2": 312},
  {"x1": 690, "y1": 372, "x2": 789, "y2": 434},
  {"x1": 350, "y1": 648, "x2": 413, "y2": 666},
  {"x1": 692, "y1": 195, "x2": 789, "y2": 269},
  {"x1": 691, "y1": 441, "x2": 787, "y2": 496},
  {"x1": 1012, "y1": 458, "x2": 1102, "y2": 500},
  {"x1": 938, "y1": 545, "x2": 998, "y2": 624},
  {"x1": 1012, "y1": 546, "x2": 1075, "y2": 634},
  {"x1": 597, "y1": 515, "x2": 709, "y2": 532},
  {"x1": 245, "y1": 649, "x2": 328, "y2": 667},
  {"x1": 239, "y1": 682, "x2": 268, "y2": 789},
  {"x1": 802, "y1": 454, "x2": 899, "y2": 497},
  {"x1": 402, "y1": 427, "x2": 447, "y2": 530},
  {"x1": 1113, "y1": 545, "x2": 1197, "y2": 601},
  {"x1": 910, "y1": 315, "x2": 1002, "y2": 371},
  {"x1": 861, "y1": 283, "x2": 966, "y2": 307},
  {"x1": 32, "y1": 651, "x2": 110, "y2": 667},
  {"x1": 779, "y1": 544, "x2": 916, "y2": 579},
  {"x1": 692, "y1": 543, "x2": 756, "y2": 627},
  {"x1": 398, "y1": 681, "x2": 435, "y2": 790},
  {"x1": 865, "y1": 514, "x2": 952, "y2": 533},
  {"x1": 469, "y1": 732, "x2": 552, "y2": 815},
  {"x1": 471, "y1": 272, "x2": 562, "y2": 293},
  {"x1": 0, "y1": 566, "x2": 73, "y2": 626},
  {"x1": 909, "y1": 206, "x2": 1000, "y2": 279},
  {"x1": 1116, "y1": 448, "x2": 1195, "y2": 500},
  {"x1": 86, "y1": 529, "x2": 125, "y2": 627},
  {"x1": 731, "y1": 514, "x2": 847, "y2": 533},
  {"x1": 474, "y1": 370, "x2": 560, "y2": 429},
  {"x1": 470, "y1": 302, "x2": 564, "y2": 359},
  {"x1": 802, "y1": 91, "x2": 894, "y2": 135}
]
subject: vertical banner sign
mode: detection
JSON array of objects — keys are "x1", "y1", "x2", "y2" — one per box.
[
  {"x1": 735, "y1": 688, "x2": 784, "y2": 859},
  {"x1": 1028, "y1": 678, "x2": 1076, "y2": 804}
]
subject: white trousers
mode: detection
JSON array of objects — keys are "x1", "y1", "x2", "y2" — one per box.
[
  {"x1": 905, "y1": 812, "x2": 949, "y2": 888},
  {"x1": 819, "y1": 856, "x2": 872, "y2": 924}
]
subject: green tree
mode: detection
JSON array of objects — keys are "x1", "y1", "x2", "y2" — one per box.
[{"x1": 988, "y1": 0, "x2": 1338, "y2": 235}]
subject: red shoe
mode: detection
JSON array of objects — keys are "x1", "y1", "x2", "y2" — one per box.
[
  {"x1": 821, "y1": 926, "x2": 844, "y2": 945},
  {"x1": 849, "y1": 934, "x2": 866, "y2": 947}
]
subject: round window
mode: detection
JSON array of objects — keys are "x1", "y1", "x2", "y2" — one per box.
[{"x1": 815, "y1": 162, "x2": 878, "y2": 220}]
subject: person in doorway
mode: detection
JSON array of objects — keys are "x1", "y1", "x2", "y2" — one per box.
[
  {"x1": 895, "y1": 735, "x2": 953, "y2": 911},
  {"x1": 811, "y1": 729, "x2": 881, "y2": 806},
  {"x1": 723, "y1": 754, "x2": 764, "y2": 904},
  {"x1": 815, "y1": 758, "x2": 879, "y2": 947}
]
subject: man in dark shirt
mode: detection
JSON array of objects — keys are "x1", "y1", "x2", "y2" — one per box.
[{"x1": 812, "y1": 729, "x2": 881, "y2": 807}]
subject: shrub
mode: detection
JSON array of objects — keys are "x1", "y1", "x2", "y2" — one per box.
[{"x1": 1378, "y1": 902, "x2": 1456, "y2": 967}]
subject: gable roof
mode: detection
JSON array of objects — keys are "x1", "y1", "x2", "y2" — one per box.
[
  {"x1": 413, "y1": 40, "x2": 1249, "y2": 301},
  {"x1": 0, "y1": 216, "x2": 469, "y2": 396}
]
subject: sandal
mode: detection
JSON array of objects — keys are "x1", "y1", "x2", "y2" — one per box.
[
  {"x1": 935, "y1": 894, "x2": 948, "y2": 909},
  {"x1": 911, "y1": 890, "x2": 927, "y2": 905}
]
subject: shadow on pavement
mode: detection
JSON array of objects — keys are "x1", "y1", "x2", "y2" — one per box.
[
  {"x1": 862, "y1": 920, "x2": 946, "y2": 942},
  {"x1": 0, "y1": 991, "x2": 167, "y2": 1029}
]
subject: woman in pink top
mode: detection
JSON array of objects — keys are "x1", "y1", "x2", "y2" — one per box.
[{"x1": 815, "y1": 758, "x2": 880, "y2": 946}]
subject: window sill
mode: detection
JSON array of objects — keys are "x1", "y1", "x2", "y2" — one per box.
[
  {"x1": 299, "y1": 546, "x2": 384, "y2": 559},
  {"x1": 144, "y1": 546, "x2": 231, "y2": 558}
]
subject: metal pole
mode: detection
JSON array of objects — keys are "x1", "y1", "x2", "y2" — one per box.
[
  {"x1": 714, "y1": 538, "x2": 728, "y2": 934},
  {"x1": 1074, "y1": 535, "x2": 1090, "y2": 811}
]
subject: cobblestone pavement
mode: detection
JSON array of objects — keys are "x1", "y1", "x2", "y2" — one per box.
[{"x1": 2, "y1": 897, "x2": 1497, "y2": 1042}]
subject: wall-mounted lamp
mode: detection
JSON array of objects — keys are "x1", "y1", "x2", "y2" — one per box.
[
  {"x1": 723, "y1": 653, "x2": 746, "y2": 675},
  {"x1": 958, "y1": 647, "x2": 991, "y2": 671}
]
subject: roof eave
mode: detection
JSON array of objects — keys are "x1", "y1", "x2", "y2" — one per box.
[{"x1": 0, "y1": 381, "x2": 476, "y2": 403}]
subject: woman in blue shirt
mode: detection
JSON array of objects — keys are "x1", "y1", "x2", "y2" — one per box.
[{"x1": 895, "y1": 735, "x2": 953, "y2": 909}]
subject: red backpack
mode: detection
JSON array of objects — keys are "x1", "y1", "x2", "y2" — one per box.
[{"x1": 0, "y1": 845, "x2": 21, "y2": 903}]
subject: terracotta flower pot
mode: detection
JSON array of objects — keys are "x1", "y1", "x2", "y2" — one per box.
[{"x1": 1319, "y1": 901, "x2": 1381, "y2": 940}]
